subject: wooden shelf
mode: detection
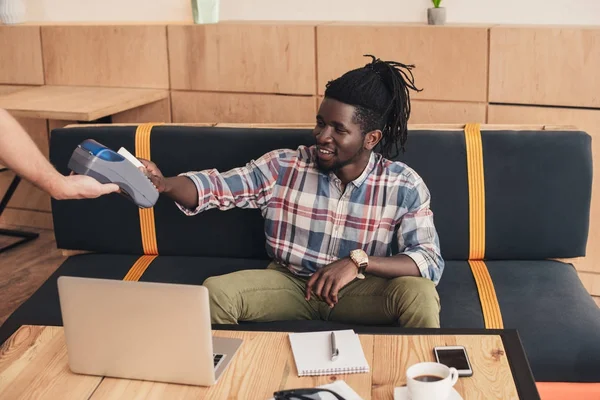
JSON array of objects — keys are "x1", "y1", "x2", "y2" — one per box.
[{"x1": 0, "y1": 86, "x2": 168, "y2": 121}]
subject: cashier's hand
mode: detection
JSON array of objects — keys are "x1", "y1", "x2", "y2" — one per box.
[
  {"x1": 305, "y1": 258, "x2": 358, "y2": 308},
  {"x1": 138, "y1": 159, "x2": 168, "y2": 193},
  {"x1": 54, "y1": 174, "x2": 119, "y2": 200}
]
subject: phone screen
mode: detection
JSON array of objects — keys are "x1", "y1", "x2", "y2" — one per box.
[{"x1": 436, "y1": 348, "x2": 470, "y2": 370}]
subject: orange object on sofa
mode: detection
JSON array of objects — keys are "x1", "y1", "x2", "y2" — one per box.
[{"x1": 537, "y1": 382, "x2": 600, "y2": 400}]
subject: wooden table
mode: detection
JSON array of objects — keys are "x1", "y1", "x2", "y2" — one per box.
[
  {"x1": 0, "y1": 85, "x2": 35, "y2": 97},
  {"x1": 0, "y1": 85, "x2": 168, "y2": 121},
  {"x1": 0, "y1": 325, "x2": 539, "y2": 400}
]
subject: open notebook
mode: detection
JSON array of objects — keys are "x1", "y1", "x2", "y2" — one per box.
[{"x1": 289, "y1": 330, "x2": 370, "y2": 376}]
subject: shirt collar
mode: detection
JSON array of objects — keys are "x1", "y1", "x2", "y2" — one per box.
[
  {"x1": 326, "y1": 151, "x2": 378, "y2": 188},
  {"x1": 350, "y1": 151, "x2": 378, "y2": 188}
]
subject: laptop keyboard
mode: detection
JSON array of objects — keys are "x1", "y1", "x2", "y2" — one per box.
[{"x1": 213, "y1": 353, "x2": 225, "y2": 369}]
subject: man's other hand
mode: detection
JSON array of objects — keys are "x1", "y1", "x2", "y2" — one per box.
[{"x1": 305, "y1": 258, "x2": 358, "y2": 308}]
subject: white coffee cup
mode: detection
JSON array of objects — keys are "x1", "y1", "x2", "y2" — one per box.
[{"x1": 406, "y1": 362, "x2": 458, "y2": 400}]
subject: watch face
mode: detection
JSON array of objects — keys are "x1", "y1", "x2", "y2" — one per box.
[{"x1": 351, "y1": 250, "x2": 368, "y2": 279}]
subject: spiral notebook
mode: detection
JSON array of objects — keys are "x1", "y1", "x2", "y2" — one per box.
[{"x1": 288, "y1": 330, "x2": 370, "y2": 376}]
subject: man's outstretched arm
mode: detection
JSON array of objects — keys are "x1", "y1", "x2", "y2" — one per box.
[
  {"x1": 140, "y1": 149, "x2": 287, "y2": 215},
  {"x1": 0, "y1": 108, "x2": 119, "y2": 200}
]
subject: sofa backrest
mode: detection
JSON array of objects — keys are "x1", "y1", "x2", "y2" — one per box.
[{"x1": 50, "y1": 124, "x2": 592, "y2": 261}]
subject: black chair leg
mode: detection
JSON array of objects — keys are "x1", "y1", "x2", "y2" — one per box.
[
  {"x1": 0, "y1": 228, "x2": 39, "y2": 254},
  {"x1": 0, "y1": 171, "x2": 40, "y2": 253}
]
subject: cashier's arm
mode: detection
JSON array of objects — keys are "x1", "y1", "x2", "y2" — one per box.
[{"x1": 0, "y1": 108, "x2": 119, "y2": 200}]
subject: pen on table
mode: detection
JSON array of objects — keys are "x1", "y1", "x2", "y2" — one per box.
[{"x1": 330, "y1": 331, "x2": 339, "y2": 361}]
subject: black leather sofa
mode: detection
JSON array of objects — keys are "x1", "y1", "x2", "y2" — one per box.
[{"x1": 1, "y1": 124, "x2": 599, "y2": 385}]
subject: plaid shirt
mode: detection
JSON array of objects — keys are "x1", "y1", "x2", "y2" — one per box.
[{"x1": 178, "y1": 145, "x2": 444, "y2": 284}]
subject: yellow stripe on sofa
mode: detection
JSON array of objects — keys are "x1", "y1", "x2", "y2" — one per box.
[
  {"x1": 464, "y1": 123, "x2": 504, "y2": 329},
  {"x1": 135, "y1": 123, "x2": 158, "y2": 255},
  {"x1": 465, "y1": 123, "x2": 485, "y2": 260},
  {"x1": 123, "y1": 255, "x2": 157, "y2": 281},
  {"x1": 468, "y1": 260, "x2": 504, "y2": 329}
]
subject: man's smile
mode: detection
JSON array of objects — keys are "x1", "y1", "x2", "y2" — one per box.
[{"x1": 317, "y1": 146, "x2": 336, "y2": 161}]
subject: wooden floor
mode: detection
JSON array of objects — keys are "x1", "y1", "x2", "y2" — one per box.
[
  {"x1": 0, "y1": 224, "x2": 66, "y2": 326},
  {"x1": 0, "y1": 224, "x2": 598, "y2": 328}
]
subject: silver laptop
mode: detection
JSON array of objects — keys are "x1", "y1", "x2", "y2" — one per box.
[{"x1": 57, "y1": 276, "x2": 242, "y2": 386}]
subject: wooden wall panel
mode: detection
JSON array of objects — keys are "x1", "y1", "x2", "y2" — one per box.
[
  {"x1": 489, "y1": 27, "x2": 600, "y2": 108},
  {"x1": 0, "y1": 209, "x2": 53, "y2": 230},
  {"x1": 317, "y1": 24, "x2": 488, "y2": 102},
  {"x1": 316, "y1": 98, "x2": 486, "y2": 124},
  {"x1": 171, "y1": 92, "x2": 316, "y2": 124},
  {"x1": 488, "y1": 104, "x2": 600, "y2": 274},
  {"x1": 0, "y1": 117, "x2": 52, "y2": 230},
  {"x1": 0, "y1": 118, "x2": 50, "y2": 213},
  {"x1": 0, "y1": 27, "x2": 44, "y2": 85},
  {"x1": 111, "y1": 98, "x2": 172, "y2": 124},
  {"x1": 41, "y1": 26, "x2": 169, "y2": 89},
  {"x1": 0, "y1": 173, "x2": 51, "y2": 212},
  {"x1": 18, "y1": 117, "x2": 49, "y2": 159},
  {"x1": 409, "y1": 101, "x2": 487, "y2": 124},
  {"x1": 48, "y1": 120, "x2": 77, "y2": 133},
  {"x1": 579, "y1": 272, "x2": 600, "y2": 297},
  {"x1": 168, "y1": 23, "x2": 316, "y2": 95}
]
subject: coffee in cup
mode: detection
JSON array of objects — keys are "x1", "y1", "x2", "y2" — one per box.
[
  {"x1": 413, "y1": 374, "x2": 444, "y2": 382},
  {"x1": 406, "y1": 362, "x2": 459, "y2": 400}
]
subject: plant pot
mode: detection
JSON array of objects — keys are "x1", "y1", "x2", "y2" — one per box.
[
  {"x1": 0, "y1": 0, "x2": 26, "y2": 25},
  {"x1": 191, "y1": 0, "x2": 219, "y2": 24},
  {"x1": 427, "y1": 7, "x2": 446, "y2": 25}
]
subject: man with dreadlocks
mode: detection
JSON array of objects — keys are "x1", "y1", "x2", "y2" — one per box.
[{"x1": 141, "y1": 55, "x2": 444, "y2": 328}]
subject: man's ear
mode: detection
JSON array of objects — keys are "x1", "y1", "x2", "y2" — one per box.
[{"x1": 364, "y1": 130, "x2": 383, "y2": 150}]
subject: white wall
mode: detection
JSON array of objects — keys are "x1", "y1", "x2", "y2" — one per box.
[{"x1": 24, "y1": 0, "x2": 600, "y2": 25}]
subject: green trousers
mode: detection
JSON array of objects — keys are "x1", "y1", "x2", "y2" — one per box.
[{"x1": 203, "y1": 263, "x2": 440, "y2": 328}]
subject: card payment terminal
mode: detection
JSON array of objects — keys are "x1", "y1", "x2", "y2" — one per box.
[{"x1": 68, "y1": 139, "x2": 159, "y2": 208}]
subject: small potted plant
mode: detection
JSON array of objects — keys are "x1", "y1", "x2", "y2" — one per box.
[
  {"x1": 427, "y1": 0, "x2": 446, "y2": 25},
  {"x1": 0, "y1": 0, "x2": 26, "y2": 24}
]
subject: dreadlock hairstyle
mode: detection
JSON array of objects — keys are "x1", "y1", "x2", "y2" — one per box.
[{"x1": 324, "y1": 54, "x2": 422, "y2": 159}]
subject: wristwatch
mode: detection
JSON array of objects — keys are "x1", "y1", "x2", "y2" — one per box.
[{"x1": 350, "y1": 249, "x2": 369, "y2": 279}]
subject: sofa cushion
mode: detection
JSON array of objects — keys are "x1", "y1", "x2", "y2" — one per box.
[
  {"x1": 1, "y1": 255, "x2": 599, "y2": 382},
  {"x1": 50, "y1": 126, "x2": 592, "y2": 261},
  {"x1": 437, "y1": 260, "x2": 600, "y2": 382},
  {"x1": 489, "y1": 260, "x2": 600, "y2": 382}
]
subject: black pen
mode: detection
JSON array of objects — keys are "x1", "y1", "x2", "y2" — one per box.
[{"x1": 330, "y1": 331, "x2": 339, "y2": 361}]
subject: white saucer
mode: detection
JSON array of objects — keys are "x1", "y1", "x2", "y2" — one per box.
[{"x1": 394, "y1": 386, "x2": 464, "y2": 400}]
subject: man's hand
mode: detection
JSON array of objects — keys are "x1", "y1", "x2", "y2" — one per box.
[
  {"x1": 139, "y1": 159, "x2": 169, "y2": 193},
  {"x1": 138, "y1": 159, "x2": 199, "y2": 209},
  {"x1": 305, "y1": 258, "x2": 358, "y2": 308},
  {"x1": 52, "y1": 174, "x2": 119, "y2": 200}
]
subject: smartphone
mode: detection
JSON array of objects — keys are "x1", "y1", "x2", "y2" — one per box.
[{"x1": 433, "y1": 345, "x2": 473, "y2": 377}]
